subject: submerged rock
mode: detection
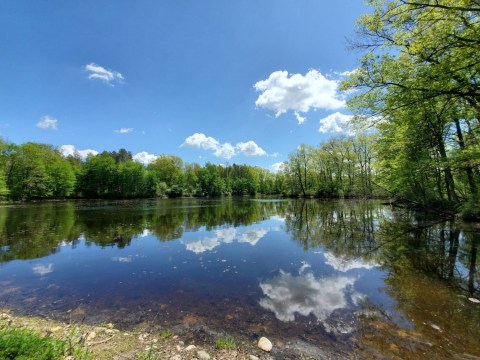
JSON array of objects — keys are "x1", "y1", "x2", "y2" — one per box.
[
  {"x1": 197, "y1": 350, "x2": 211, "y2": 360},
  {"x1": 258, "y1": 337, "x2": 273, "y2": 352}
]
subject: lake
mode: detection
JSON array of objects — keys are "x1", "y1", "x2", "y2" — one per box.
[{"x1": 0, "y1": 198, "x2": 479, "y2": 358}]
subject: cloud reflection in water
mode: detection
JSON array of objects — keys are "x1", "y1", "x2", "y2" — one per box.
[
  {"x1": 182, "y1": 227, "x2": 268, "y2": 254},
  {"x1": 32, "y1": 263, "x2": 54, "y2": 276},
  {"x1": 259, "y1": 261, "x2": 365, "y2": 323},
  {"x1": 324, "y1": 252, "x2": 379, "y2": 272}
]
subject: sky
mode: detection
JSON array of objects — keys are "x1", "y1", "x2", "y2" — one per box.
[{"x1": 0, "y1": 0, "x2": 369, "y2": 171}]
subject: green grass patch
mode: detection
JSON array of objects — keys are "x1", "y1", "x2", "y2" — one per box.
[
  {"x1": 214, "y1": 336, "x2": 236, "y2": 350},
  {"x1": 159, "y1": 329, "x2": 173, "y2": 339},
  {"x1": 0, "y1": 326, "x2": 66, "y2": 360}
]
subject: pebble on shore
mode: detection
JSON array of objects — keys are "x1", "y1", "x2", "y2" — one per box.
[{"x1": 257, "y1": 337, "x2": 272, "y2": 352}]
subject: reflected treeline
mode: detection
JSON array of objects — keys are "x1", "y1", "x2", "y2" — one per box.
[
  {"x1": 283, "y1": 199, "x2": 480, "y2": 355},
  {"x1": 0, "y1": 203, "x2": 81, "y2": 261},
  {"x1": 0, "y1": 199, "x2": 290, "y2": 262},
  {"x1": 283, "y1": 199, "x2": 480, "y2": 296},
  {"x1": 283, "y1": 200, "x2": 381, "y2": 263}
]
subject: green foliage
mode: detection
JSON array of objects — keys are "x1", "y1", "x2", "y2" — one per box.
[
  {"x1": 6, "y1": 143, "x2": 76, "y2": 200},
  {"x1": 214, "y1": 336, "x2": 236, "y2": 350},
  {"x1": 461, "y1": 194, "x2": 480, "y2": 221},
  {"x1": 0, "y1": 326, "x2": 65, "y2": 360},
  {"x1": 341, "y1": 0, "x2": 480, "y2": 209},
  {"x1": 282, "y1": 136, "x2": 379, "y2": 198}
]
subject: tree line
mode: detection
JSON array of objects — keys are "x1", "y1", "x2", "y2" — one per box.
[{"x1": 0, "y1": 135, "x2": 379, "y2": 201}]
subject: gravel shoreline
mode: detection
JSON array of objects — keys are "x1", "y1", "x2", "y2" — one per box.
[{"x1": 0, "y1": 309, "x2": 342, "y2": 359}]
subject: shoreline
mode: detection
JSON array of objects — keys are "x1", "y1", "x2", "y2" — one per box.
[{"x1": 0, "y1": 308, "x2": 339, "y2": 360}]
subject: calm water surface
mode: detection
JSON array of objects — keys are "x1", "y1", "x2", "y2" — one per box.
[{"x1": 0, "y1": 199, "x2": 479, "y2": 358}]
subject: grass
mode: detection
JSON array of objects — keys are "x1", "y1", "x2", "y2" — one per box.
[
  {"x1": 0, "y1": 326, "x2": 67, "y2": 360},
  {"x1": 214, "y1": 336, "x2": 236, "y2": 350},
  {"x1": 159, "y1": 329, "x2": 173, "y2": 340},
  {"x1": 136, "y1": 348, "x2": 162, "y2": 360},
  {"x1": 0, "y1": 323, "x2": 92, "y2": 360}
]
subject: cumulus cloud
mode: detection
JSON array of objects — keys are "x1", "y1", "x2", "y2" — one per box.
[
  {"x1": 270, "y1": 162, "x2": 286, "y2": 173},
  {"x1": 318, "y1": 112, "x2": 354, "y2": 134},
  {"x1": 59, "y1": 145, "x2": 98, "y2": 159},
  {"x1": 214, "y1": 142, "x2": 236, "y2": 159},
  {"x1": 254, "y1": 70, "x2": 345, "y2": 120},
  {"x1": 32, "y1": 263, "x2": 54, "y2": 276},
  {"x1": 84, "y1": 63, "x2": 124, "y2": 86},
  {"x1": 259, "y1": 264, "x2": 357, "y2": 322},
  {"x1": 182, "y1": 226, "x2": 268, "y2": 254},
  {"x1": 115, "y1": 128, "x2": 133, "y2": 134},
  {"x1": 183, "y1": 133, "x2": 219, "y2": 151},
  {"x1": 133, "y1": 151, "x2": 157, "y2": 165},
  {"x1": 182, "y1": 133, "x2": 268, "y2": 160},
  {"x1": 323, "y1": 252, "x2": 379, "y2": 272},
  {"x1": 37, "y1": 115, "x2": 58, "y2": 130},
  {"x1": 236, "y1": 141, "x2": 267, "y2": 157}
]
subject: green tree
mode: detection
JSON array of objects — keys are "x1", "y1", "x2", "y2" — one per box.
[
  {"x1": 342, "y1": 0, "x2": 480, "y2": 209},
  {"x1": 6, "y1": 143, "x2": 75, "y2": 200},
  {"x1": 78, "y1": 153, "x2": 117, "y2": 198},
  {"x1": 148, "y1": 155, "x2": 184, "y2": 197}
]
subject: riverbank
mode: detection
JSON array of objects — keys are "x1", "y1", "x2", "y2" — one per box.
[
  {"x1": 0, "y1": 309, "x2": 338, "y2": 359},
  {"x1": 0, "y1": 310, "x2": 263, "y2": 360}
]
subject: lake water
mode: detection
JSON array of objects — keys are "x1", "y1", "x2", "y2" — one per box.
[{"x1": 0, "y1": 199, "x2": 479, "y2": 358}]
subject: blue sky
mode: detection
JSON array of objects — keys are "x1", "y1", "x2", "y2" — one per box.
[{"x1": 0, "y1": 1, "x2": 368, "y2": 171}]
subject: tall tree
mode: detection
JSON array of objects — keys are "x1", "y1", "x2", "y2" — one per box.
[{"x1": 342, "y1": 0, "x2": 480, "y2": 208}]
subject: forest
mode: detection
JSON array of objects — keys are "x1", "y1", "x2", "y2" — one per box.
[
  {"x1": 0, "y1": 0, "x2": 478, "y2": 219},
  {"x1": 0, "y1": 134, "x2": 378, "y2": 201}
]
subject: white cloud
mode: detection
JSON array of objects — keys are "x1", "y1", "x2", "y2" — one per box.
[
  {"x1": 182, "y1": 133, "x2": 267, "y2": 160},
  {"x1": 254, "y1": 70, "x2": 345, "y2": 118},
  {"x1": 133, "y1": 151, "x2": 157, "y2": 165},
  {"x1": 59, "y1": 145, "x2": 76, "y2": 156},
  {"x1": 214, "y1": 142, "x2": 236, "y2": 159},
  {"x1": 318, "y1": 112, "x2": 353, "y2": 134},
  {"x1": 84, "y1": 63, "x2": 124, "y2": 86},
  {"x1": 270, "y1": 162, "x2": 286, "y2": 173},
  {"x1": 236, "y1": 141, "x2": 267, "y2": 157},
  {"x1": 323, "y1": 252, "x2": 379, "y2": 272},
  {"x1": 336, "y1": 69, "x2": 358, "y2": 77},
  {"x1": 111, "y1": 256, "x2": 132, "y2": 263},
  {"x1": 115, "y1": 128, "x2": 133, "y2": 134},
  {"x1": 32, "y1": 263, "x2": 54, "y2": 276},
  {"x1": 183, "y1": 133, "x2": 219, "y2": 151},
  {"x1": 59, "y1": 145, "x2": 98, "y2": 159},
  {"x1": 37, "y1": 115, "x2": 58, "y2": 130},
  {"x1": 259, "y1": 267, "x2": 356, "y2": 322},
  {"x1": 294, "y1": 112, "x2": 306, "y2": 125}
]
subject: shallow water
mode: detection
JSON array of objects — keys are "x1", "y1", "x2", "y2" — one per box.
[{"x1": 0, "y1": 199, "x2": 479, "y2": 358}]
